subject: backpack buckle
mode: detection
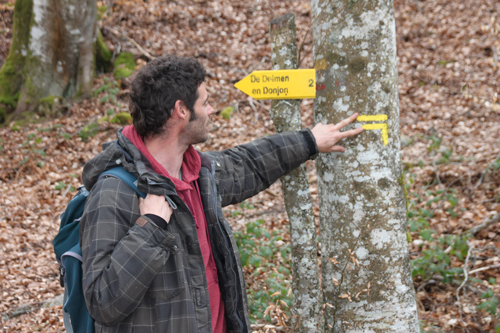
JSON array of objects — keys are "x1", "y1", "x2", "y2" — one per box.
[{"x1": 59, "y1": 265, "x2": 65, "y2": 287}]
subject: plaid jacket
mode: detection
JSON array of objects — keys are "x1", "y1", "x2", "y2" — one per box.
[{"x1": 80, "y1": 128, "x2": 317, "y2": 333}]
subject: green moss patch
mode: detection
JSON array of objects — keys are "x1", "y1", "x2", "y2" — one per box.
[
  {"x1": 78, "y1": 122, "x2": 99, "y2": 141},
  {"x1": 98, "y1": 115, "x2": 109, "y2": 123},
  {"x1": 110, "y1": 112, "x2": 132, "y2": 125},
  {"x1": 38, "y1": 95, "x2": 62, "y2": 117},
  {"x1": 220, "y1": 106, "x2": 235, "y2": 120},
  {"x1": 97, "y1": 4, "x2": 109, "y2": 20},
  {"x1": 113, "y1": 67, "x2": 133, "y2": 80},
  {"x1": 95, "y1": 28, "x2": 112, "y2": 73},
  {"x1": 113, "y1": 52, "x2": 135, "y2": 80},
  {"x1": 0, "y1": 91, "x2": 21, "y2": 108}
]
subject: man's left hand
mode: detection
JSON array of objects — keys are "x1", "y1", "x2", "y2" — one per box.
[{"x1": 311, "y1": 113, "x2": 364, "y2": 153}]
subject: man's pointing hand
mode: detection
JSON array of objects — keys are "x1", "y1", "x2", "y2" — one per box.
[{"x1": 311, "y1": 113, "x2": 364, "y2": 153}]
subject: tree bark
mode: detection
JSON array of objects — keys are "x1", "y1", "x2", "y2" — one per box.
[
  {"x1": 0, "y1": 0, "x2": 97, "y2": 122},
  {"x1": 269, "y1": 13, "x2": 323, "y2": 332},
  {"x1": 311, "y1": 0, "x2": 419, "y2": 332}
]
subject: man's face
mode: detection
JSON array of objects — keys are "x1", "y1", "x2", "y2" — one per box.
[{"x1": 183, "y1": 83, "x2": 214, "y2": 145}]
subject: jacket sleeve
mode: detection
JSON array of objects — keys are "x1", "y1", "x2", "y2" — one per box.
[
  {"x1": 80, "y1": 176, "x2": 177, "y2": 326},
  {"x1": 206, "y1": 129, "x2": 318, "y2": 207}
]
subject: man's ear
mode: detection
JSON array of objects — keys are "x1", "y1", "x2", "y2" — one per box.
[{"x1": 173, "y1": 100, "x2": 188, "y2": 120}]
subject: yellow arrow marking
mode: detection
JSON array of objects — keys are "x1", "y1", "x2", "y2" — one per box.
[
  {"x1": 361, "y1": 123, "x2": 388, "y2": 146},
  {"x1": 357, "y1": 114, "x2": 388, "y2": 122},
  {"x1": 234, "y1": 69, "x2": 316, "y2": 100}
]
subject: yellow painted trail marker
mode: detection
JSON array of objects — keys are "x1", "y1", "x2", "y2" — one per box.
[
  {"x1": 357, "y1": 115, "x2": 387, "y2": 122},
  {"x1": 358, "y1": 114, "x2": 389, "y2": 146},
  {"x1": 234, "y1": 69, "x2": 316, "y2": 100}
]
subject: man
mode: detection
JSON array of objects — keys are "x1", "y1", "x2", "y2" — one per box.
[{"x1": 80, "y1": 55, "x2": 363, "y2": 333}]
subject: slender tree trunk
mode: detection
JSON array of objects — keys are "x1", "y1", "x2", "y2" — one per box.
[
  {"x1": 269, "y1": 13, "x2": 323, "y2": 332},
  {"x1": 311, "y1": 0, "x2": 419, "y2": 331},
  {"x1": 0, "y1": 0, "x2": 97, "y2": 122}
]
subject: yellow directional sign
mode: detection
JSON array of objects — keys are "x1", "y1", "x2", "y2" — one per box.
[{"x1": 234, "y1": 69, "x2": 316, "y2": 100}]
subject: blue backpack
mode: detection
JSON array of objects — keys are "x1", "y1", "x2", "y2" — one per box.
[{"x1": 53, "y1": 166, "x2": 146, "y2": 333}]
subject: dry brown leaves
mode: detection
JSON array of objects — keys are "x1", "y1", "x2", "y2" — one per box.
[
  {"x1": 397, "y1": 0, "x2": 500, "y2": 331},
  {"x1": 0, "y1": 0, "x2": 499, "y2": 331}
]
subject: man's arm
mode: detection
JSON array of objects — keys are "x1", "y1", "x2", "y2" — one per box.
[
  {"x1": 206, "y1": 129, "x2": 314, "y2": 207},
  {"x1": 207, "y1": 113, "x2": 362, "y2": 207},
  {"x1": 80, "y1": 177, "x2": 175, "y2": 326}
]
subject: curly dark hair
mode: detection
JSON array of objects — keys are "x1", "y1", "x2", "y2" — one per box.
[{"x1": 129, "y1": 55, "x2": 206, "y2": 138}]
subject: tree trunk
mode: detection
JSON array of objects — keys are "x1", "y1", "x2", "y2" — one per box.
[
  {"x1": 0, "y1": 0, "x2": 97, "y2": 122},
  {"x1": 311, "y1": 0, "x2": 419, "y2": 332},
  {"x1": 269, "y1": 13, "x2": 323, "y2": 332}
]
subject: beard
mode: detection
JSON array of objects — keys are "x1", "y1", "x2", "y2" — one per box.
[{"x1": 184, "y1": 109, "x2": 209, "y2": 145}]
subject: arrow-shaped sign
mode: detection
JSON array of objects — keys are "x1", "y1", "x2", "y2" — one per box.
[{"x1": 234, "y1": 69, "x2": 316, "y2": 100}]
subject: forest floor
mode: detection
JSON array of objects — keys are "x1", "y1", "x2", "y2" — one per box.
[{"x1": 1, "y1": 0, "x2": 500, "y2": 332}]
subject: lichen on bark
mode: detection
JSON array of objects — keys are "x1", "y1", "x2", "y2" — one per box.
[{"x1": 311, "y1": 0, "x2": 419, "y2": 331}]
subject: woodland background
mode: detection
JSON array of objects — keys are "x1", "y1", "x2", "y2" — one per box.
[{"x1": 0, "y1": 0, "x2": 499, "y2": 332}]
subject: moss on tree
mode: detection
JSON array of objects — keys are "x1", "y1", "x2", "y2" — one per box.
[
  {"x1": 0, "y1": 0, "x2": 105, "y2": 124},
  {"x1": 113, "y1": 52, "x2": 135, "y2": 79},
  {"x1": 0, "y1": 0, "x2": 33, "y2": 121},
  {"x1": 38, "y1": 95, "x2": 62, "y2": 117},
  {"x1": 110, "y1": 112, "x2": 132, "y2": 124},
  {"x1": 95, "y1": 28, "x2": 112, "y2": 73}
]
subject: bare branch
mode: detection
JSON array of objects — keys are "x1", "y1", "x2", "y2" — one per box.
[
  {"x1": 432, "y1": 160, "x2": 442, "y2": 186},
  {"x1": 250, "y1": 324, "x2": 285, "y2": 331},
  {"x1": 456, "y1": 242, "x2": 473, "y2": 332},
  {"x1": 469, "y1": 264, "x2": 500, "y2": 275},
  {"x1": 471, "y1": 152, "x2": 500, "y2": 195},
  {"x1": 102, "y1": 24, "x2": 155, "y2": 61},
  {"x1": 297, "y1": 26, "x2": 313, "y2": 67},
  {"x1": 402, "y1": 157, "x2": 463, "y2": 167},
  {"x1": 469, "y1": 212, "x2": 500, "y2": 236},
  {"x1": 246, "y1": 56, "x2": 269, "y2": 76}
]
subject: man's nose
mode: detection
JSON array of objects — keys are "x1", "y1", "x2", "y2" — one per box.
[{"x1": 208, "y1": 104, "x2": 215, "y2": 116}]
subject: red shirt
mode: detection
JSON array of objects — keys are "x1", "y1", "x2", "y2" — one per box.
[{"x1": 123, "y1": 125, "x2": 226, "y2": 333}]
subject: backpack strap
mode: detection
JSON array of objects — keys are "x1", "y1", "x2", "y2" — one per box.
[
  {"x1": 99, "y1": 166, "x2": 146, "y2": 199},
  {"x1": 60, "y1": 243, "x2": 81, "y2": 333},
  {"x1": 62, "y1": 287, "x2": 74, "y2": 333}
]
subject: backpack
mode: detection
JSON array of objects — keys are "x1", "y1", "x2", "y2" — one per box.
[{"x1": 53, "y1": 166, "x2": 146, "y2": 333}]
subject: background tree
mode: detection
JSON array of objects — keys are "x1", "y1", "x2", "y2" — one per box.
[
  {"x1": 0, "y1": 0, "x2": 102, "y2": 123},
  {"x1": 311, "y1": 0, "x2": 419, "y2": 331},
  {"x1": 269, "y1": 13, "x2": 322, "y2": 332}
]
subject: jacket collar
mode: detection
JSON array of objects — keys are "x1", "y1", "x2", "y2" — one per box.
[
  {"x1": 198, "y1": 152, "x2": 212, "y2": 171},
  {"x1": 83, "y1": 129, "x2": 175, "y2": 194}
]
